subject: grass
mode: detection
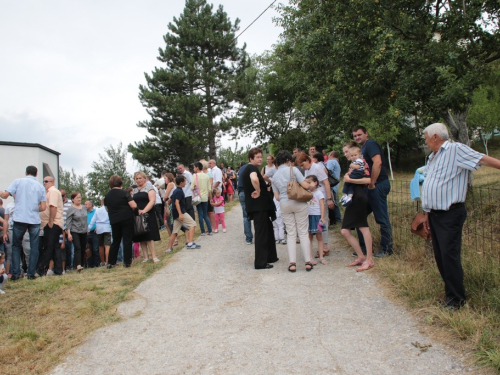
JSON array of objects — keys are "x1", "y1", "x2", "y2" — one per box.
[
  {"x1": 0, "y1": 200, "x2": 239, "y2": 374},
  {"x1": 333, "y1": 140, "x2": 500, "y2": 372}
]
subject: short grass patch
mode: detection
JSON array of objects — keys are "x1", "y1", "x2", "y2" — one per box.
[
  {"x1": 335, "y1": 162, "x2": 500, "y2": 372},
  {"x1": 0, "y1": 201, "x2": 239, "y2": 374}
]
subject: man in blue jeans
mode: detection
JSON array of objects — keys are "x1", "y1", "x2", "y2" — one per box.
[
  {"x1": 0, "y1": 165, "x2": 46, "y2": 280},
  {"x1": 352, "y1": 126, "x2": 393, "y2": 257},
  {"x1": 237, "y1": 161, "x2": 253, "y2": 245}
]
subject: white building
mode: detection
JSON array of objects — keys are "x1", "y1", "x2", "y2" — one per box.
[{"x1": 0, "y1": 142, "x2": 60, "y2": 204}]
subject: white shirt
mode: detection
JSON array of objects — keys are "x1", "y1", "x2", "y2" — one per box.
[
  {"x1": 211, "y1": 166, "x2": 223, "y2": 192},
  {"x1": 182, "y1": 170, "x2": 193, "y2": 197},
  {"x1": 88, "y1": 206, "x2": 112, "y2": 234},
  {"x1": 304, "y1": 162, "x2": 329, "y2": 200}
]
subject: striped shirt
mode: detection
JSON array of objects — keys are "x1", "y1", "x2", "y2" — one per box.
[{"x1": 421, "y1": 141, "x2": 483, "y2": 212}]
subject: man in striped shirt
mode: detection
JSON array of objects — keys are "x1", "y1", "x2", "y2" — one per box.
[{"x1": 422, "y1": 123, "x2": 500, "y2": 310}]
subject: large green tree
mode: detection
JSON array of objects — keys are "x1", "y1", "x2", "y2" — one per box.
[
  {"x1": 129, "y1": 0, "x2": 250, "y2": 174},
  {"x1": 276, "y1": 0, "x2": 500, "y2": 145},
  {"x1": 86, "y1": 143, "x2": 132, "y2": 204}
]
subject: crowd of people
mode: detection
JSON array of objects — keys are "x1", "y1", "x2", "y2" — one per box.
[
  {"x1": 0, "y1": 158, "x2": 239, "y2": 291},
  {"x1": 3, "y1": 123, "x2": 491, "y2": 311}
]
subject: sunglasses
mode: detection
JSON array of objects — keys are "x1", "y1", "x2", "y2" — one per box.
[{"x1": 43, "y1": 180, "x2": 51, "y2": 183}]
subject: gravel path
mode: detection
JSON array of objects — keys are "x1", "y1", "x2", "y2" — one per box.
[{"x1": 52, "y1": 204, "x2": 479, "y2": 375}]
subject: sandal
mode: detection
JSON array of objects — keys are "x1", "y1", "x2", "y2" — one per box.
[
  {"x1": 142, "y1": 258, "x2": 150, "y2": 263},
  {"x1": 305, "y1": 262, "x2": 313, "y2": 272},
  {"x1": 315, "y1": 250, "x2": 331, "y2": 258},
  {"x1": 76, "y1": 266, "x2": 84, "y2": 273},
  {"x1": 288, "y1": 263, "x2": 296, "y2": 273},
  {"x1": 319, "y1": 258, "x2": 328, "y2": 265},
  {"x1": 153, "y1": 258, "x2": 160, "y2": 263},
  {"x1": 310, "y1": 260, "x2": 317, "y2": 266},
  {"x1": 173, "y1": 240, "x2": 179, "y2": 246},
  {"x1": 356, "y1": 260, "x2": 374, "y2": 272},
  {"x1": 347, "y1": 259, "x2": 364, "y2": 267}
]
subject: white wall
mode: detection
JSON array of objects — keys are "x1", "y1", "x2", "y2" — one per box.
[{"x1": 0, "y1": 144, "x2": 59, "y2": 205}]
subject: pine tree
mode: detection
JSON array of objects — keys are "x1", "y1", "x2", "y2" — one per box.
[{"x1": 129, "y1": 0, "x2": 250, "y2": 173}]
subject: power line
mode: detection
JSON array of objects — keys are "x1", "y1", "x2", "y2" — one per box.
[{"x1": 234, "y1": 0, "x2": 277, "y2": 41}]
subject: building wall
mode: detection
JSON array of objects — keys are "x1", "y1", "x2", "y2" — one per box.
[{"x1": 0, "y1": 144, "x2": 59, "y2": 205}]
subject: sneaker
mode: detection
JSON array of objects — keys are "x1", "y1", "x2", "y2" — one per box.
[
  {"x1": 281, "y1": 239, "x2": 287, "y2": 244},
  {"x1": 99, "y1": 262, "x2": 106, "y2": 267},
  {"x1": 165, "y1": 248, "x2": 173, "y2": 253},
  {"x1": 339, "y1": 195, "x2": 348, "y2": 204},
  {"x1": 222, "y1": 229, "x2": 226, "y2": 233},
  {"x1": 0, "y1": 289, "x2": 5, "y2": 294},
  {"x1": 341, "y1": 196, "x2": 352, "y2": 207},
  {"x1": 207, "y1": 232, "x2": 213, "y2": 236},
  {"x1": 213, "y1": 229, "x2": 218, "y2": 233},
  {"x1": 275, "y1": 240, "x2": 280, "y2": 244},
  {"x1": 200, "y1": 233, "x2": 206, "y2": 236},
  {"x1": 46, "y1": 269, "x2": 55, "y2": 276},
  {"x1": 187, "y1": 242, "x2": 201, "y2": 249},
  {"x1": 246, "y1": 241, "x2": 253, "y2": 245},
  {"x1": 62, "y1": 270, "x2": 65, "y2": 275}
]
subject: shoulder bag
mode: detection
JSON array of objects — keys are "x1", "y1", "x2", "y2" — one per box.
[
  {"x1": 287, "y1": 166, "x2": 313, "y2": 202},
  {"x1": 322, "y1": 162, "x2": 340, "y2": 187},
  {"x1": 192, "y1": 173, "x2": 202, "y2": 206}
]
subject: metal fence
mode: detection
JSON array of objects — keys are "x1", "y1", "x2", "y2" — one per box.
[{"x1": 380, "y1": 180, "x2": 500, "y2": 258}]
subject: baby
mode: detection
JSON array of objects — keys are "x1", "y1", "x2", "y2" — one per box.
[{"x1": 340, "y1": 146, "x2": 367, "y2": 206}]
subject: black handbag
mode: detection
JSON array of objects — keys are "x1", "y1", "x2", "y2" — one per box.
[
  {"x1": 323, "y1": 162, "x2": 340, "y2": 187},
  {"x1": 134, "y1": 213, "x2": 150, "y2": 236}
]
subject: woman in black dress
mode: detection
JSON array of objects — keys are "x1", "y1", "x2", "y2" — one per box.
[
  {"x1": 104, "y1": 175, "x2": 137, "y2": 268},
  {"x1": 133, "y1": 172, "x2": 161, "y2": 263},
  {"x1": 340, "y1": 142, "x2": 374, "y2": 272}
]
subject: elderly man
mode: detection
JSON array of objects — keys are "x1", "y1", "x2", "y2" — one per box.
[
  {"x1": 352, "y1": 126, "x2": 393, "y2": 257},
  {"x1": 176, "y1": 164, "x2": 195, "y2": 221},
  {"x1": 38, "y1": 176, "x2": 64, "y2": 275},
  {"x1": 208, "y1": 159, "x2": 223, "y2": 193},
  {"x1": 241, "y1": 148, "x2": 278, "y2": 269},
  {"x1": 0, "y1": 166, "x2": 46, "y2": 280},
  {"x1": 422, "y1": 123, "x2": 500, "y2": 310}
]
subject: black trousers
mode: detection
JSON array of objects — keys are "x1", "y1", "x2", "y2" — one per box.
[
  {"x1": 252, "y1": 210, "x2": 278, "y2": 269},
  {"x1": 428, "y1": 203, "x2": 467, "y2": 307},
  {"x1": 71, "y1": 231, "x2": 87, "y2": 269},
  {"x1": 38, "y1": 225, "x2": 63, "y2": 275},
  {"x1": 109, "y1": 218, "x2": 134, "y2": 266},
  {"x1": 185, "y1": 196, "x2": 195, "y2": 223},
  {"x1": 155, "y1": 203, "x2": 164, "y2": 227}
]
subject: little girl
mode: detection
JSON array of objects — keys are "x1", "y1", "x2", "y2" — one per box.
[
  {"x1": 306, "y1": 175, "x2": 327, "y2": 265},
  {"x1": 210, "y1": 189, "x2": 226, "y2": 233}
]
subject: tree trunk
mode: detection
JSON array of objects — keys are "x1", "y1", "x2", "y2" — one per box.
[{"x1": 442, "y1": 109, "x2": 470, "y2": 145}]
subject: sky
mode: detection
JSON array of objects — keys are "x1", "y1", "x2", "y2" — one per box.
[{"x1": 0, "y1": 0, "x2": 283, "y2": 176}]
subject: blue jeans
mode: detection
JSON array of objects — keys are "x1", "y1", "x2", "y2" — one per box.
[
  {"x1": 12, "y1": 222, "x2": 40, "y2": 278},
  {"x1": 196, "y1": 202, "x2": 212, "y2": 234},
  {"x1": 358, "y1": 179, "x2": 393, "y2": 253},
  {"x1": 238, "y1": 191, "x2": 253, "y2": 243}
]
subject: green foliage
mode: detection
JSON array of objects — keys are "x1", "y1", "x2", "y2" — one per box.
[
  {"x1": 58, "y1": 166, "x2": 88, "y2": 201},
  {"x1": 275, "y1": 0, "x2": 500, "y2": 146},
  {"x1": 86, "y1": 143, "x2": 132, "y2": 204},
  {"x1": 216, "y1": 142, "x2": 249, "y2": 169},
  {"x1": 468, "y1": 61, "x2": 500, "y2": 153},
  {"x1": 130, "y1": 0, "x2": 250, "y2": 174}
]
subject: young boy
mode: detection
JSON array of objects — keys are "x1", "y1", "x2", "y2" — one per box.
[
  {"x1": 340, "y1": 146, "x2": 368, "y2": 207},
  {"x1": 166, "y1": 175, "x2": 201, "y2": 253},
  {"x1": 0, "y1": 250, "x2": 7, "y2": 294}
]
